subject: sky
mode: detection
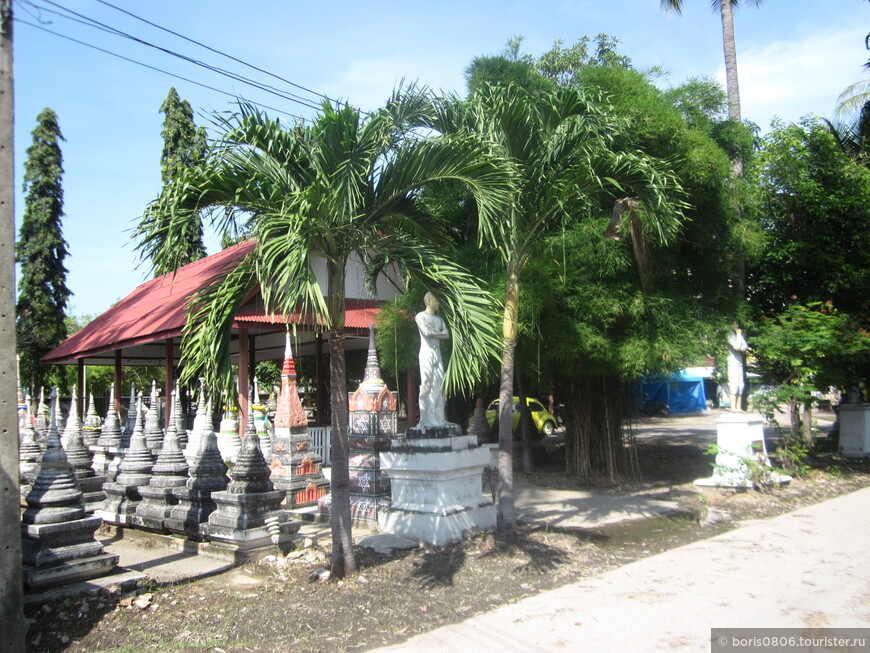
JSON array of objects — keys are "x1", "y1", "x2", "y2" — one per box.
[{"x1": 11, "y1": 0, "x2": 870, "y2": 318}]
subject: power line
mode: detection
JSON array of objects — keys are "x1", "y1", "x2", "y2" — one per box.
[
  {"x1": 14, "y1": 16, "x2": 311, "y2": 122},
  {"x1": 94, "y1": 0, "x2": 341, "y2": 108},
  {"x1": 22, "y1": 0, "x2": 325, "y2": 112}
]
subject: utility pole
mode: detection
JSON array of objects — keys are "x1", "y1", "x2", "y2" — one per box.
[{"x1": 0, "y1": 1, "x2": 25, "y2": 650}]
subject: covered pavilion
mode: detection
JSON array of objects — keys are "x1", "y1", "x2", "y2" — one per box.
[{"x1": 41, "y1": 240, "x2": 411, "y2": 427}]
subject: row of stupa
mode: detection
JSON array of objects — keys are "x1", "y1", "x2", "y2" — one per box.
[
  {"x1": 17, "y1": 327, "x2": 402, "y2": 590},
  {"x1": 20, "y1": 334, "x2": 331, "y2": 514}
]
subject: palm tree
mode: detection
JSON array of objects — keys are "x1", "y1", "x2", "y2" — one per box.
[
  {"x1": 426, "y1": 83, "x2": 684, "y2": 537},
  {"x1": 134, "y1": 87, "x2": 511, "y2": 577},
  {"x1": 661, "y1": 0, "x2": 763, "y2": 124}
]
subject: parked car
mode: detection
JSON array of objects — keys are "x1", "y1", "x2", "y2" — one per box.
[{"x1": 485, "y1": 397, "x2": 557, "y2": 436}]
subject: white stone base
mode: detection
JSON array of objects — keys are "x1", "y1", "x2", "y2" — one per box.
[
  {"x1": 838, "y1": 403, "x2": 870, "y2": 458},
  {"x1": 379, "y1": 444, "x2": 496, "y2": 546},
  {"x1": 694, "y1": 413, "x2": 791, "y2": 488}
]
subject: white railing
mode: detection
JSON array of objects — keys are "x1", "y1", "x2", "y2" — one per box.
[{"x1": 309, "y1": 426, "x2": 332, "y2": 467}]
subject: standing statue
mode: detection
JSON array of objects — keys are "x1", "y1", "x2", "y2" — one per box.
[
  {"x1": 726, "y1": 322, "x2": 748, "y2": 411},
  {"x1": 416, "y1": 293, "x2": 449, "y2": 426}
]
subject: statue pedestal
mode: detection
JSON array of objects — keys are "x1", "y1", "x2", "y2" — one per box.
[
  {"x1": 838, "y1": 403, "x2": 870, "y2": 457},
  {"x1": 695, "y1": 413, "x2": 791, "y2": 488},
  {"x1": 379, "y1": 425, "x2": 496, "y2": 546}
]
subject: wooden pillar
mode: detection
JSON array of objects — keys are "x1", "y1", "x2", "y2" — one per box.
[
  {"x1": 237, "y1": 328, "x2": 249, "y2": 433},
  {"x1": 164, "y1": 339, "x2": 174, "y2": 414},
  {"x1": 248, "y1": 333, "x2": 256, "y2": 392},
  {"x1": 76, "y1": 359, "x2": 84, "y2": 415},
  {"x1": 114, "y1": 350, "x2": 122, "y2": 412},
  {"x1": 315, "y1": 332, "x2": 325, "y2": 426}
]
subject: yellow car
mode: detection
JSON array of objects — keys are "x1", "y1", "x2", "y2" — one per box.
[{"x1": 485, "y1": 397, "x2": 557, "y2": 436}]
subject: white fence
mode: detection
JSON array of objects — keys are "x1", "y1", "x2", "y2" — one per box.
[{"x1": 309, "y1": 426, "x2": 332, "y2": 467}]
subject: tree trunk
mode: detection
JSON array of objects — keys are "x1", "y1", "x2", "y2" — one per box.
[
  {"x1": 497, "y1": 338, "x2": 517, "y2": 537},
  {"x1": 497, "y1": 261, "x2": 520, "y2": 538},
  {"x1": 564, "y1": 374, "x2": 638, "y2": 484},
  {"x1": 787, "y1": 395, "x2": 802, "y2": 442},
  {"x1": 517, "y1": 375, "x2": 534, "y2": 472},
  {"x1": 720, "y1": 0, "x2": 742, "y2": 124},
  {"x1": 720, "y1": 2, "x2": 746, "y2": 296},
  {"x1": 326, "y1": 262, "x2": 355, "y2": 578},
  {"x1": 800, "y1": 402, "x2": 813, "y2": 445}
]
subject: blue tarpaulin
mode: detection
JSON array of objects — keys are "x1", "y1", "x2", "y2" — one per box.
[{"x1": 637, "y1": 371, "x2": 708, "y2": 413}]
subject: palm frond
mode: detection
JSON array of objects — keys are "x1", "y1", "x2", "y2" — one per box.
[
  {"x1": 372, "y1": 232, "x2": 502, "y2": 395},
  {"x1": 179, "y1": 253, "x2": 258, "y2": 390}
]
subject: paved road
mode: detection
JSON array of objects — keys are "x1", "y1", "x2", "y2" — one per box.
[{"x1": 372, "y1": 485, "x2": 870, "y2": 652}]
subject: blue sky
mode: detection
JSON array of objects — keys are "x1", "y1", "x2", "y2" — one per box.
[{"x1": 11, "y1": 0, "x2": 869, "y2": 318}]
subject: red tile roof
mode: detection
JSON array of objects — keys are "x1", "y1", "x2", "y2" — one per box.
[{"x1": 42, "y1": 240, "x2": 383, "y2": 363}]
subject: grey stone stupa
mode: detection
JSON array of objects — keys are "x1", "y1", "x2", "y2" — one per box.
[
  {"x1": 61, "y1": 386, "x2": 107, "y2": 513},
  {"x1": 35, "y1": 387, "x2": 50, "y2": 446},
  {"x1": 143, "y1": 380, "x2": 165, "y2": 453},
  {"x1": 135, "y1": 390, "x2": 190, "y2": 532},
  {"x1": 173, "y1": 380, "x2": 188, "y2": 450},
  {"x1": 183, "y1": 379, "x2": 210, "y2": 465},
  {"x1": 123, "y1": 382, "x2": 137, "y2": 441},
  {"x1": 82, "y1": 392, "x2": 103, "y2": 446},
  {"x1": 97, "y1": 393, "x2": 155, "y2": 525},
  {"x1": 93, "y1": 382, "x2": 125, "y2": 483},
  {"x1": 21, "y1": 389, "x2": 118, "y2": 590},
  {"x1": 205, "y1": 395, "x2": 298, "y2": 561},
  {"x1": 19, "y1": 397, "x2": 43, "y2": 496},
  {"x1": 166, "y1": 396, "x2": 229, "y2": 539}
]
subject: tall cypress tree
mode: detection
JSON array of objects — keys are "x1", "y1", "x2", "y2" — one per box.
[
  {"x1": 140, "y1": 87, "x2": 208, "y2": 275},
  {"x1": 16, "y1": 108, "x2": 71, "y2": 394}
]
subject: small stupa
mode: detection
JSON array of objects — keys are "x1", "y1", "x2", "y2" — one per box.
[
  {"x1": 252, "y1": 378, "x2": 272, "y2": 459},
  {"x1": 143, "y1": 381, "x2": 165, "y2": 453},
  {"x1": 61, "y1": 386, "x2": 107, "y2": 513},
  {"x1": 206, "y1": 394, "x2": 298, "y2": 560},
  {"x1": 136, "y1": 390, "x2": 190, "y2": 531},
  {"x1": 21, "y1": 389, "x2": 118, "y2": 590},
  {"x1": 59, "y1": 386, "x2": 83, "y2": 451},
  {"x1": 19, "y1": 397, "x2": 43, "y2": 496},
  {"x1": 93, "y1": 382, "x2": 125, "y2": 483},
  {"x1": 166, "y1": 396, "x2": 229, "y2": 539},
  {"x1": 122, "y1": 382, "x2": 137, "y2": 442},
  {"x1": 35, "y1": 388, "x2": 50, "y2": 446},
  {"x1": 269, "y1": 332, "x2": 329, "y2": 509},
  {"x1": 97, "y1": 393, "x2": 155, "y2": 525},
  {"x1": 217, "y1": 390, "x2": 242, "y2": 463},
  {"x1": 320, "y1": 325, "x2": 395, "y2": 525},
  {"x1": 173, "y1": 380, "x2": 188, "y2": 450},
  {"x1": 96, "y1": 382, "x2": 123, "y2": 449},
  {"x1": 184, "y1": 379, "x2": 210, "y2": 464},
  {"x1": 82, "y1": 392, "x2": 103, "y2": 446}
]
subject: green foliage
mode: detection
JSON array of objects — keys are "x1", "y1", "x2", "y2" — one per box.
[
  {"x1": 254, "y1": 360, "x2": 281, "y2": 390},
  {"x1": 748, "y1": 117, "x2": 870, "y2": 320},
  {"x1": 662, "y1": 77, "x2": 727, "y2": 131},
  {"x1": 374, "y1": 286, "x2": 425, "y2": 380},
  {"x1": 536, "y1": 34, "x2": 632, "y2": 86},
  {"x1": 752, "y1": 301, "x2": 870, "y2": 394},
  {"x1": 711, "y1": 118, "x2": 757, "y2": 164},
  {"x1": 16, "y1": 108, "x2": 71, "y2": 394},
  {"x1": 139, "y1": 88, "x2": 208, "y2": 276}
]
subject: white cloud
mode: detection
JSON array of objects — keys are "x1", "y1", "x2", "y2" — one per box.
[
  {"x1": 324, "y1": 55, "x2": 468, "y2": 112},
  {"x1": 723, "y1": 28, "x2": 866, "y2": 129}
]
